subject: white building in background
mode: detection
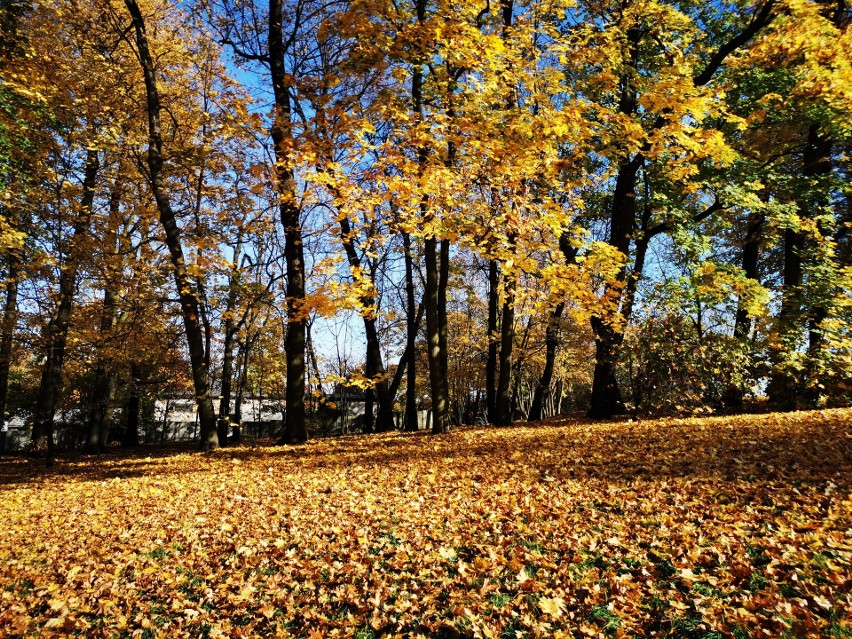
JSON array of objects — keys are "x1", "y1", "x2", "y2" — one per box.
[{"x1": 0, "y1": 394, "x2": 432, "y2": 452}]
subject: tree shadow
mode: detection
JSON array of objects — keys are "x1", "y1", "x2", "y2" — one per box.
[{"x1": 0, "y1": 410, "x2": 848, "y2": 489}]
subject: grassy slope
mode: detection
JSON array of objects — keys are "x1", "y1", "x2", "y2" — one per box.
[{"x1": 0, "y1": 409, "x2": 849, "y2": 638}]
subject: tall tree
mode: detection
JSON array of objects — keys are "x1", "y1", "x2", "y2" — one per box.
[
  {"x1": 577, "y1": 0, "x2": 778, "y2": 418},
  {"x1": 123, "y1": 0, "x2": 218, "y2": 449},
  {"x1": 30, "y1": 147, "x2": 99, "y2": 461},
  {"x1": 268, "y1": 0, "x2": 308, "y2": 443}
]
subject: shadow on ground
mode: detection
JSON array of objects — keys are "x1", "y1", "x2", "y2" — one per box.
[{"x1": 0, "y1": 410, "x2": 849, "y2": 489}]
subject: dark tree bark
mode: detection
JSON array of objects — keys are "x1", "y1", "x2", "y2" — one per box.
[
  {"x1": 529, "y1": 236, "x2": 576, "y2": 421},
  {"x1": 734, "y1": 215, "x2": 765, "y2": 342},
  {"x1": 587, "y1": 156, "x2": 639, "y2": 418},
  {"x1": 402, "y1": 232, "x2": 419, "y2": 431},
  {"x1": 218, "y1": 318, "x2": 237, "y2": 444},
  {"x1": 123, "y1": 364, "x2": 140, "y2": 447},
  {"x1": 486, "y1": 259, "x2": 498, "y2": 423},
  {"x1": 721, "y1": 213, "x2": 765, "y2": 407},
  {"x1": 492, "y1": 0, "x2": 517, "y2": 427},
  {"x1": 529, "y1": 302, "x2": 564, "y2": 422},
  {"x1": 585, "y1": 6, "x2": 774, "y2": 418},
  {"x1": 388, "y1": 303, "x2": 424, "y2": 414},
  {"x1": 769, "y1": 124, "x2": 832, "y2": 407},
  {"x1": 438, "y1": 238, "x2": 450, "y2": 384},
  {"x1": 424, "y1": 237, "x2": 450, "y2": 433},
  {"x1": 585, "y1": 24, "x2": 641, "y2": 419},
  {"x1": 409, "y1": 0, "x2": 449, "y2": 434},
  {"x1": 125, "y1": 0, "x2": 218, "y2": 449},
  {"x1": 234, "y1": 340, "x2": 249, "y2": 431},
  {"x1": 30, "y1": 148, "x2": 100, "y2": 463},
  {"x1": 336, "y1": 213, "x2": 395, "y2": 433},
  {"x1": 87, "y1": 185, "x2": 124, "y2": 452},
  {"x1": 87, "y1": 287, "x2": 117, "y2": 452},
  {"x1": 802, "y1": 128, "x2": 834, "y2": 406},
  {"x1": 306, "y1": 318, "x2": 322, "y2": 413},
  {"x1": 219, "y1": 330, "x2": 237, "y2": 444},
  {"x1": 218, "y1": 237, "x2": 242, "y2": 446},
  {"x1": 495, "y1": 255, "x2": 515, "y2": 426},
  {"x1": 0, "y1": 249, "x2": 18, "y2": 429},
  {"x1": 268, "y1": 0, "x2": 307, "y2": 444}
]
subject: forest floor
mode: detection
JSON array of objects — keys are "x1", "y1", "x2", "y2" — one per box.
[{"x1": 0, "y1": 410, "x2": 850, "y2": 639}]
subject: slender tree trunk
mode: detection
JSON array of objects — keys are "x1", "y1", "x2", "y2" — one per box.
[
  {"x1": 234, "y1": 338, "x2": 251, "y2": 429},
  {"x1": 486, "y1": 259, "x2": 498, "y2": 423},
  {"x1": 267, "y1": 0, "x2": 307, "y2": 444},
  {"x1": 734, "y1": 215, "x2": 764, "y2": 341},
  {"x1": 495, "y1": 262, "x2": 515, "y2": 426},
  {"x1": 529, "y1": 236, "x2": 576, "y2": 421},
  {"x1": 218, "y1": 239, "x2": 242, "y2": 446},
  {"x1": 160, "y1": 398, "x2": 170, "y2": 444},
  {"x1": 125, "y1": 0, "x2": 217, "y2": 449},
  {"x1": 529, "y1": 302, "x2": 564, "y2": 422},
  {"x1": 403, "y1": 232, "x2": 419, "y2": 431},
  {"x1": 87, "y1": 287, "x2": 117, "y2": 452},
  {"x1": 410, "y1": 0, "x2": 448, "y2": 434},
  {"x1": 425, "y1": 238, "x2": 450, "y2": 433},
  {"x1": 306, "y1": 318, "x2": 323, "y2": 404},
  {"x1": 721, "y1": 213, "x2": 765, "y2": 407},
  {"x1": 509, "y1": 314, "x2": 533, "y2": 421},
  {"x1": 336, "y1": 213, "x2": 394, "y2": 433},
  {"x1": 219, "y1": 330, "x2": 236, "y2": 444},
  {"x1": 438, "y1": 238, "x2": 450, "y2": 383},
  {"x1": 123, "y1": 364, "x2": 141, "y2": 447},
  {"x1": 769, "y1": 124, "x2": 831, "y2": 407},
  {"x1": 802, "y1": 130, "x2": 834, "y2": 406},
  {"x1": 0, "y1": 249, "x2": 19, "y2": 433},
  {"x1": 31, "y1": 148, "x2": 100, "y2": 462},
  {"x1": 87, "y1": 185, "x2": 124, "y2": 452}
]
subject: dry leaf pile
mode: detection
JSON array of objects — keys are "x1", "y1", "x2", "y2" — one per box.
[{"x1": 0, "y1": 409, "x2": 850, "y2": 638}]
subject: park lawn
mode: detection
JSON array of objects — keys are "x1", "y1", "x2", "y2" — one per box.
[{"x1": 0, "y1": 410, "x2": 849, "y2": 639}]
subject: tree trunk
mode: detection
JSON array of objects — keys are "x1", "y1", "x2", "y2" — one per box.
[
  {"x1": 31, "y1": 147, "x2": 100, "y2": 460},
  {"x1": 587, "y1": 152, "x2": 641, "y2": 419},
  {"x1": 529, "y1": 301, "x2": 564, "y2": 422},
  {"x1": 495, "y1": 264, "x2": 515, "y2": 426},
  {"x1": 87, "y1": 185, "x2": 124, "y2": 452},
  {"x1": 403, "y1": 232, "x2": 419, "y2": 431},
  {"x1": 306, "y1": 318, "x2": 323, "y2": 411},
  {"x1": 438, "y1": 238, "x2": 450, "y2": 383},
  {"x1": 336, "y1": 213, "x2": 394, "y2": 433},
  {"x1": 0, "y1": 249, "x2": 19, "y2": 433},
  {"x1": 125, "y1": 0, "x2": 217, "y2": 449},
  {"x1": 219, "y1": 328, "x2": 236, "y2": 444},
  {"x1": 734, "y1": 215, "x2": 764, "y2": 342},
  {"x1": 123, "y1": 364, "x2": 141, "y2": 447},
  {"x1": 218, "y1": 238, "x2": 242, "y2": 446},
  {"x1": 722, "y1": 213, "x2": 765, "y2": 407},
  {"x1": 268, "y1": 0, "x2": 307, "y2": 444},
  {"x1": 588, "y1": 318, "x2": 625, "y2": 418},
  {"x1": 411, "y1": 0, "x2": 448, "y2": 435},
  {"x1": 486, "y1": 259, "x2": 498, "y2": 423},
  {"x1": 802, "y1": 129, "x2": 834, "y2": 406},
  {"x1": 87, "y1": 287, "x2": 117, "y2": 452},
  {"x1": 424, "y1": 238, "x2": 450, "y2": 433},
  {"x1": 234, "y1": 337, "x2": 251, "y2": 431},
  {"x1": 768, "y1": 124, "x2": 831, "y2": 407}
]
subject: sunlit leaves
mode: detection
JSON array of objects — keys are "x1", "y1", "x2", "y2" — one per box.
[{"x1": 0, "y1": 409, "x2": 849, "y2": 637}]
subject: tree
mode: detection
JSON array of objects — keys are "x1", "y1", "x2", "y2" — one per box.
[{"x1": 123, "y1": 0, "x2": 218, "y2": 449}]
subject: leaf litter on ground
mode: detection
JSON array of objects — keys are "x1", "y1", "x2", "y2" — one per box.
[{"x1": 0, "y1": 409, "x2": 849, "y2": 638}]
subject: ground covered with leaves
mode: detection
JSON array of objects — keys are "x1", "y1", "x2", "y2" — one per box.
[{"x1": 0, "y1": 410, "x2": 850, "y2": 639}]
